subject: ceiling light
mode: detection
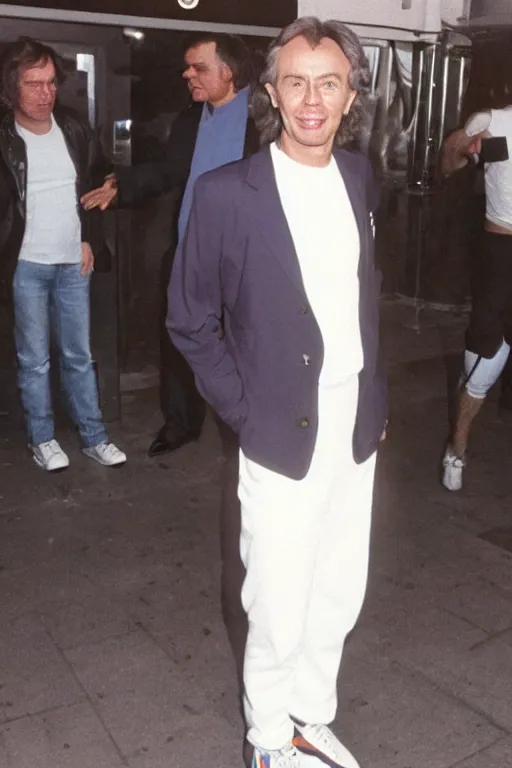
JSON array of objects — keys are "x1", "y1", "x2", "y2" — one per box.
[{"x1": 123, "y1": 28, "x2": 145, "y2": 42}]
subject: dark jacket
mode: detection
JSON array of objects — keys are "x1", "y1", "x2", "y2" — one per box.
[
  {"x1": 0, "y1": 105, "x2": 109, "y2": 297},
  {"x1": 168, "y1": 145, "x2": 387, "y2": 481},
  {"x1": 115, "y1": 100, "x2": 260, "y2": 208}
]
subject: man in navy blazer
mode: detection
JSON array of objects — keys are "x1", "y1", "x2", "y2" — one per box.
[{"x1": 169, "y1": 16, "x2": 386, "y2": 768}]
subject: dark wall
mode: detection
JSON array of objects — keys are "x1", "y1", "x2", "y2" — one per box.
[
  {"x1": 470, "y1": 0, "x2": 512, "y2": 20},
  {"x1": 462, "y1": 32, "x2": 512, "y2": 122},
  {"x1": 8, "y1": 0, "x2": 298, "y2": 27}
]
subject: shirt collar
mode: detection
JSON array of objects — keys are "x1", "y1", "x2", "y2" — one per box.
[{"x1": 205, "y1": 86, "x2": 250, "y2": 118}]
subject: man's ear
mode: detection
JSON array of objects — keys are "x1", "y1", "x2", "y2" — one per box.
[
  {"x1": 265, "y1": 83, "x2": 278, "y2": 109},
  {"x1": 343, "y1": 89, "x2": 357, "y2": 116},
  {"x1": 221, "y1": 63, "x2": 234, "y2": 84}
]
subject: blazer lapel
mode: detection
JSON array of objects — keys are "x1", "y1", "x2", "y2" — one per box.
[
  {"x1": 243, "y1": 146, "x2": 306, "y2": 294},
  {"x1": 334, "y1": 150, "x2": 369, "y2": 276},
  {"x1": 333, "y1": 150, "x2": 368, "y2": 272}
]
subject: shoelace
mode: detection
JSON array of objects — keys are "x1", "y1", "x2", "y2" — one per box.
[
  {"x1": 444, "y1": 453, "x2": 465, "y2": 468},
  {"x1": 305, "y1": 725, "x2": 339, "y2": 759},
  {"x1": 257, "y1": 746, "x2": 298, "y2": 768},
  {"x1": 41, "y1": 440, "x2": 60, "y2": 458},
  {"x1": 97, "y1": 442, "x2": 116, "y2": 458},
  {"x1": 275, "y1": 747, "x2": 299, "y2": 768}
]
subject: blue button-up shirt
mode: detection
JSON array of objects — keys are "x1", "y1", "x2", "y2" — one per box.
[{"x1": 177, "y1": 87, "x2": 250, "y2": 244}]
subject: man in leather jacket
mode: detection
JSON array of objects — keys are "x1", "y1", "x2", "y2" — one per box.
[
  {"x1": 0, "y1": 37, "x2": 126, "y2": 471},
  {"x1": 0, "y1": 112, "x2": 106, "y2": 298}
]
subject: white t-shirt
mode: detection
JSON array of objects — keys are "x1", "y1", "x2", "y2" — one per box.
[
  {"x1": 467, "y1": 106, "x2": 512, "y2": 231},
  {"x1": 16, "y1": 115, "x2": 82, "y2": 264},
  {"x1": 270, "y1": 142, "x2": 363, "y2": 386}
]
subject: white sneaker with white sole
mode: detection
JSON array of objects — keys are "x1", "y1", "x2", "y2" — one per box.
[
  {"x1": 293, "y1": 722, "x2": 360, "y2": 768},
  {"x1": 31, "y1": 440, "x2": 70, "y2": 472},
  {"x1": 82, "y1": 442, "x2": 126, "y2": 467},
  {"x1": 442, "y1": 450, "x2": 465, "y2": 491}
]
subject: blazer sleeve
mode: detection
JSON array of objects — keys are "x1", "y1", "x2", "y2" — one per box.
[
  {"x1": 115, "y1": 155, "x2": 186, "y2": 208},
  {"x1": 80, "y1": 122, "x2": 112, "y2": 247},
  {"x1": 166, "y1": 175, "x2": 247, "y2": 433},
  {"x1": 115, "y1": 110, "x2": 195, "y2": 207}
]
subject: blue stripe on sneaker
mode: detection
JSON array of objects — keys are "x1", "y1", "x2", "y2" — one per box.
[{"x1": 252, "y1": 751, "x2": 271, "y2": 768}]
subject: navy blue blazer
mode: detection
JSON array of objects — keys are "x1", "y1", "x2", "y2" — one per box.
[{"x1": 168, "y1": 145, "x2": 387, "y2": 480}]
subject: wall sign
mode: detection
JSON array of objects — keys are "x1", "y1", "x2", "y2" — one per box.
[{"x1": 7, "y1": 0, "x2": 298, "y2": 27}]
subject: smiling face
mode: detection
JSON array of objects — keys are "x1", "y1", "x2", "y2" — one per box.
[
  {"x1": 16, "y1": 57, "x2": 57, "y2": 129},
  {"x1": 182, "y1": 41, "x2": 235, "y2": 108},
  {"x1": 265, "y1": 35, "x2": 357, "y2": 166}
]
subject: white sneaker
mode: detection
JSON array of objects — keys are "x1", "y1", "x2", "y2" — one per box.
[
  {"x1": 31, "y1": 440, "x2": 70, "y2": 472},
  {"x1": 82, "y1": 441, "x2": 126, "y2": 467},
  {"x1": 442, "y1": 450, "x2": 465, "y2": 491},
  {"x1": 293, "y1": 722, "x2": 360, "y2": 768},
  {"x1": 252, "y1": 743, "x2": 300, "y2": 768}
]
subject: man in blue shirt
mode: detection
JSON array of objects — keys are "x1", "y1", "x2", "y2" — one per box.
[
  {"x1": 177, "y1": 64, "x2": 250, "y2": 243},
  {"x1": 83, "y1": 33, "x2": 258, "y2": 458}
]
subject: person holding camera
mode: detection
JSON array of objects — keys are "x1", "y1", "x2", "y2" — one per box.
[{"x1": 442, "y1": 103, "x2": 512, "y2": 491}]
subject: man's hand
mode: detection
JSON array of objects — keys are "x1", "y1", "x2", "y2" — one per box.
[
  {"x1": 442, "y1": 128, "x2": 486, "y2": 176},
  {"x1": 81, "y1": 242, "x2": 94, "y2": 276},
  {"x1": 81, "y1": 175, "x2": 118, "y2": 211}
]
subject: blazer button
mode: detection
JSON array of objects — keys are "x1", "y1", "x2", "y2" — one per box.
[
  {"x1": 296, "y1": 416, "x2": 310, "y2": 428},
  {"x1": 299, "y1": 304, "x2": 309, "y2": 315}
]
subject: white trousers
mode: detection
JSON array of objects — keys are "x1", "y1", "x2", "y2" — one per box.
[{"x1": 238, "y1": 375, "x2": 377, "y2": 751}]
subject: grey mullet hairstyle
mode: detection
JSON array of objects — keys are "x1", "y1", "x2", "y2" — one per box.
[{"x1": 252, "y1": 16, "x2": 371, "y2": 148}]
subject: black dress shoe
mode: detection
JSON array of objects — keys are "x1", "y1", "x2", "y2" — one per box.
[{"x1": 148, "y1": 428, "x2": 200, "y2": 458}]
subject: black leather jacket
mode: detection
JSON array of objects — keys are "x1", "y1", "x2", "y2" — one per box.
[{"x1": 0, "y1": 105, "x2": 109, "y2": 298}]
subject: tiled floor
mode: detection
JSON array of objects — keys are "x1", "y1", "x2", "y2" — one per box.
[{"x1": 1, "y1": 300, "x2": 512, "y2": 768}]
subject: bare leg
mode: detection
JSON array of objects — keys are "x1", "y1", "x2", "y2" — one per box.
[
  {"x1": 443, "y1": 389, "x2": 483, "y2": 490},
  {"x1": 451, "y1": 343, "x2": 510, "y2": 456},
  {"x1": 451, "y1": 389, "x2": 485, "y2": 457},
  {"x1": 443, "y1": 347, "x2": 508, "y2": 491}
]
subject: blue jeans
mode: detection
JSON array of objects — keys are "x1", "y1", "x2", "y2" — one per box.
[{"x1": 12, "y1": 261, "x2": 108, "y2": 448}]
